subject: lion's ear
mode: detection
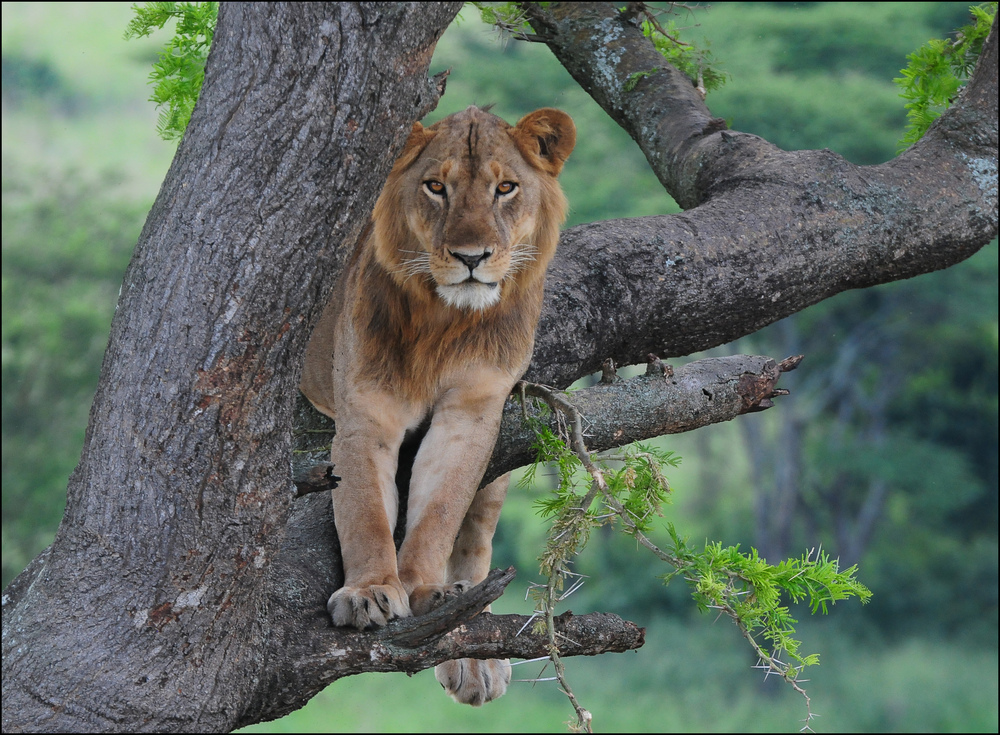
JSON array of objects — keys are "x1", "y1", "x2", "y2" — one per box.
[
  {"x1": 394, "y1": 122, "x2": 437, "y2": 170},
  {"x1": 512, "y1": 109, "x2": 576, "y2": 176}
]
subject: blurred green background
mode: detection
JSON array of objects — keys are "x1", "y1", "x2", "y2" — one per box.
[{"x1": 2, "y1": 2, "x2": 996, "y2": 732}]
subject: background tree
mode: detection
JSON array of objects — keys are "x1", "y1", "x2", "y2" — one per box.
[{"x1": 4, "y1": 1, "x2": 995, "y2": 726}]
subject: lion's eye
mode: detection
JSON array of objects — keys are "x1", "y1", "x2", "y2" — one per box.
[
  {"x1": 496, "y1": 181, "x2": 518, "y2": 197},
  {"x1": 424, "y1": 180, "x2": 446, "y2": 197}
]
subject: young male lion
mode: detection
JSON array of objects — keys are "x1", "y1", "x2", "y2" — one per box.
[{"x1": 301, "y1": 106, "x2": 575, "y2": 705}]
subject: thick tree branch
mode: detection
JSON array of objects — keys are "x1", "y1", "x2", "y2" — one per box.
[
  {"x1": 293, "y1": 354, "x2": 801, "y2": 496},
  {"x1": 520, "y1": 3, "x2": 997, "y2": 387},
  {"x1": 525, "y1": 2, "x2": 997, "y2": 207},
  {"x1": 245, "y1": 568, "x2": 644, "y2": 726}
]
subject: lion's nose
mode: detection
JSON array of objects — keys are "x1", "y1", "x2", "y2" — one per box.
[{"x1": 450, "y1": 250, "x2": 492, "y2": 271}]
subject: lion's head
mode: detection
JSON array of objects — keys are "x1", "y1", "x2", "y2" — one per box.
[{"x1": 372, "y1": 106, "x2": 576, "y2": 312}]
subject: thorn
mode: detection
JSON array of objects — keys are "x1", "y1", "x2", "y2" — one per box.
[
  {"x1": 600, "y1": 358, "x2": 619, "y2": 384},
  {"x1": 555, "y1": 631, "x2": 582, "y2": 646},
  {"x1": 645, "y1": 353, "x2": 673, "y2": 377},
  {"x1": 516, "y1": 612, "x2": 540, "y2": 636},
  {"x1": 778, "y1": 354, "x2": 804, "y2": 372}
]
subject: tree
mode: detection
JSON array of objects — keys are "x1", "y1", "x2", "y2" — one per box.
[{"x1": 2, "y1": 2, "x2": 996, "y2": 732}]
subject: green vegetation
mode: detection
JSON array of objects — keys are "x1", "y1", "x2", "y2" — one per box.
[
  {"x1": 691, "y1": 1, "x2": 976, "y2": 163},
  {"x1": 894, "y1": 2, "x2": 997, "y2": 148},
  {"x1": 3, "y1": 2, "x2": 996, "y2": 732},
  {"x1": 517, "y1": 389, "x2": 869, "y2": 727},
  {"x1": 2, "y1": 168, "x2": 149, "y2": 580},
  {"x1": 637, "y1": 15, "x2": 727, "y2": 94},
  {"x1": 123, "y1": 1, "x2": 218, "y2": 141},
  {"x1": 472, "y1": 2, "x2": 728, "y2": 95},
  {"x1": 2, "y1": 1, "x2": 173, "y2": 584}
]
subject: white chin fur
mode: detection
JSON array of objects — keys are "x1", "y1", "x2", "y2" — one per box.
[{"x1": 437, "y1": 282, "x2": 502, "y2": 311}]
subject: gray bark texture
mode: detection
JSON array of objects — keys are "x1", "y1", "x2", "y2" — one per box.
[
  {"x1": 524, "y1": 2, "x2": 997, "y2": 387},
  {"x1": 2, "y1": 2, "x2": 997, "y2": 733}
]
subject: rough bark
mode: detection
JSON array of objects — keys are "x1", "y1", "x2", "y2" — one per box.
[
  {"x1": 293, "y1": 354, "x2": 803, "y2": 497},
  {"x1": 2, "y1": 4, "x2": 467, "y2": 732},
  {"x1": 2, "y1": 2, "x2": 997, "y2": 733},
  {"x1": 250, "y1": 566, "x2": 643, "y2": 724},
  {"x1": 524, "y1": 2, "x2": 998, "y2": 387}
]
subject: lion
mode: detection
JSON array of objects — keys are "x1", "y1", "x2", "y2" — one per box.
[{"x1": 300, "y1": 105, "x2": 575, "y2": 705}]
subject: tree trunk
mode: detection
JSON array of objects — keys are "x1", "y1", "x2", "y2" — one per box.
[
  {"x1": 2, "y1": 3, "x2": 997, "y2": 733},
  {"x1": 1, "y1": 3, "x2": 465, "y2": 732}
]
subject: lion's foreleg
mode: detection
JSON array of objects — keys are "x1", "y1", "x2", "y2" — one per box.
[
  {"x1": 326, "y1": 399, "x2": 417, "y2": 629},
  {"x1": 396, "y1": 385, "x2": 508, "y2": 613}
]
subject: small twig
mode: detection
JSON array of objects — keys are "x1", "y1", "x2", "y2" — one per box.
[
  {"x1": 544, "y1": 566, "x2": 593, "y2": 732},
  {"x1": 621, "y1": 1, "x2": 692, "y2": 46},
  {"x1": 518, "y1": 380, "x2": 601, "y2": 732}
]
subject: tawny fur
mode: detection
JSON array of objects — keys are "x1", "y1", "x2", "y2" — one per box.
[{"x1": 301, "y1": 106, "x2": 574, "y2": 705}]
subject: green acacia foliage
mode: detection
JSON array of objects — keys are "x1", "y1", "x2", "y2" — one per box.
[
  {"x1": 636, "y1": 17, "x2": 727, "y2": 94},
  {"x1": 124, "y1": 1, "x2": 218, "y2": 141},
  {"x1": 517, "y1": 400, "x2": 869, "y2": 724},
  {"x1": 472, "y1": 2, "x2": 728, "y2": 95},
  {"x1": 894, "y1": 2, "x2": 997, "y2": 148}
]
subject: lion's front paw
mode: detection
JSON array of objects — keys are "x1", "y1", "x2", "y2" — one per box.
[
  {"x1": 408, "y1": 580, "x2": 471, "y2": 617},
  {"x1": 327, "y1": 584, "x2": 410, "y2": 629},
  {"x1": 436, "y1": 658, "x2": 511, "y2": 706}
]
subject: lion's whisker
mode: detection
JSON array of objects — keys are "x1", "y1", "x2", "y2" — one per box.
[
  {"x1": 390, "y1": 252, "x2": 433, "y2": 285},
  {"x1": 508, "y1": 242, "x2": 539, "y2": 276}
]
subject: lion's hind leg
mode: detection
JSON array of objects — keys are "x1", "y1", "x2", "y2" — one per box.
[
  {"x1": 408, "y1": 579, "x2": 473, "y2": 616},
  {"x1": 435, "y1": 473, "x2": 512, "y2": 705},
  {"x1": 445, "y1": 472, "x2": 509, "y2": 586},
  {"x1": 436, "y1": 657, "x2": 512, "y2": 706}
]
